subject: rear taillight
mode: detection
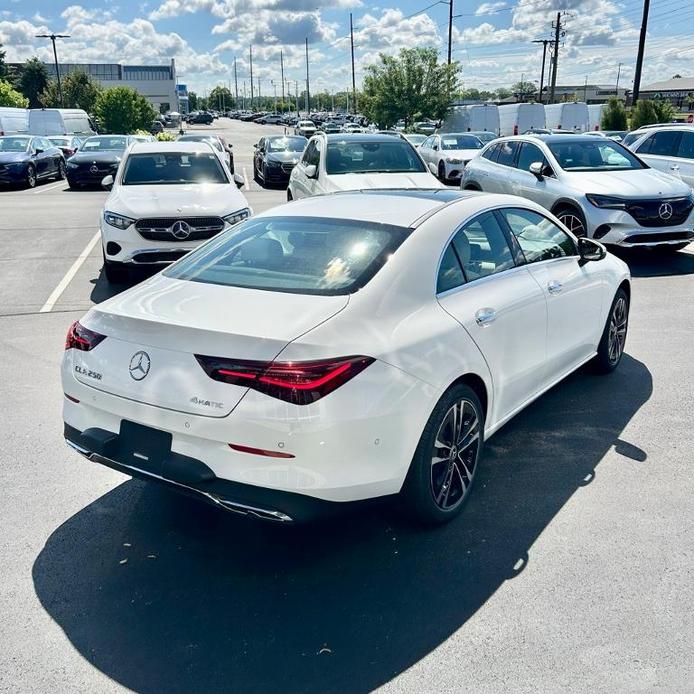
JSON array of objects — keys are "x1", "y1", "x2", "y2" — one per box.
[
  {"x1": 65, "y1": 321, "x2": 106, "y2": 351},
  {"x1": 195, "y1": 355, "x2": 375, "y2": 405}
]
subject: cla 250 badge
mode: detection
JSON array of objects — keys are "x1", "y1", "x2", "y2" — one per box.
[{"x1": 75, "y1": 365, "x2": 103, "y2": 380}]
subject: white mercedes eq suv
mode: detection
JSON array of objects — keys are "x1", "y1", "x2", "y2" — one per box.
[
  {"x1": 99, "y1": 141, "x2": 249, "y2": 283},
  {"x1": 63, "y1": 190, "x2": 630, "y2": 524}
]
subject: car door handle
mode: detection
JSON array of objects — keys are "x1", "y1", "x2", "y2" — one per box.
[
  {"x1": 547, "y1": 280, "x2": 563, "y2": 295},
  {"x1": 670, "y1": 164, "x2": 680, "y2": 171},
  {"x1": 475, "y1": 308, "x2": 497, "y2": 326}
]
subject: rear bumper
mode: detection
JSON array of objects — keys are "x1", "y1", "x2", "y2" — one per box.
[{"x1": 64, "y1": 423, "x2": 343, "y2": 522}]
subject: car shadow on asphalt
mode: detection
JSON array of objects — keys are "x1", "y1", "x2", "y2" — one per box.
[
  {"x1": 90, "y1": 267, "x2": 158, "y2": 305},
  {"x1": 612, "y1": 247, "x2": 694, "y2": 277},
  {"x1": 33, "y1": 354, "x2": 651, "y2": 694}
]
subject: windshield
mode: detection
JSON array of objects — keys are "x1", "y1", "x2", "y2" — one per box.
[
  {"x1": 326, "y1": 140, "x2": 426, "y2": 174},
  {"x1": 267, "y1": 137, "x2": 306, "y2": 152},
  {"x1": 548, "y1": 140, "x2": 646, "y2": 171},
  {"x1": 49, "y1": 137, "x2": 71, "y2": 146},
  {"x1": 81, "y1": 136, "x2": 128, "y2": 152},
  {"x1": 621, "y1": 132, "x2": 642, "y2": 148},
  {"x1": 471, "y1": 132, "x2": 496, "y2": 143},
  {"x1": 122, "y1": 152, "x2": 228, "y2": 185},
  {"x1": 440, "y1": 135, "x2": 483, "y2": 150},
  {"x1": 0, "y1": 137, "x2": 30, "y2": 152},
  {"x1": 405, "y1": 134, "x2": 426, "y2": 144},
  {"x1": 164, "y1": 216, "x2": 411, "y2": 295},
  {"x1": 299, "y1": 121, "x2": 315, "y2": 128}
]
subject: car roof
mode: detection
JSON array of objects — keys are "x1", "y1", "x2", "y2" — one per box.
[
  {"x1": 258, "y1": 189, "x2": 484, "y2": 227},
  {"x1": 522, "y1": 134, "x2": 609, "y2": 144},
  {"x1": 320, "y1": 133, "x2": 413, "y2": 143},
  {"x1": 128, "y1": 141, "x2": 216, "y2": 154}
]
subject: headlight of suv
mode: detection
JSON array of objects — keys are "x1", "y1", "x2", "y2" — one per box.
[
  {"x1": 446, "y1": 157, "x2": 463, "y2": 164},
  {"x1": 103, "y1": 211, "x2": 135, "y2": 230},
  {"x1": 586, "y1": 194, "x2": 628, "y2": 209},
  {"x1": 223, "y1": 208, "x2": 251, "y2": 226}
]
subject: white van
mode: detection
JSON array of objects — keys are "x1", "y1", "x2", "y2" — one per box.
[
  {"x1": 0, "y1": 107, "x2": 30, "y2": 136},
  {"x1": 587, "y1": 104, "x2": 605, "y2": 131},
  {"x1": 544, "y1": 102, "x2": 590, "y2": 132},
  {"x1": 441, "y1": 104, "x2": 500, "y2": 134},
  {"x1": 28, "y1": 109, "x2": 95, "y2": 137},
  {"x1": 498, "y1": 103, "x2": 546, "y2": 136}
]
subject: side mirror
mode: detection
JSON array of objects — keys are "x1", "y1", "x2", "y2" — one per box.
[
  {"x1": 101, "y1": 174, "x2": 114, "y2": 189},
  {"x1": 529, "y1": 161, "x2": 544, "y2": 179},
  {"x1": 577, "y1": 237, "x2": 606, "y2": 263},
  {"x1": 432, "y1": 144, "x2": 439, "y2": 151},
  {"x1": 233, "y1": 173, "x2": 245, "y2": 189},
  {"x1": 304, "y1": 164, "x2": 318, "y2": 179},
  {"x1": 34, "y1": 148, "x2": 44, "y2": 155},
  {"x1": 254, "y1": 142, "x2": 259, "y2": 148}
]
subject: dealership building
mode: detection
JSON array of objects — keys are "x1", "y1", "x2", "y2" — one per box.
[
  {"x1": 10, "y1": 59, "x2": 181, "y2": 112},
  {"x1": 640, "y1": 77, "x2": 694, "y2": 110}
]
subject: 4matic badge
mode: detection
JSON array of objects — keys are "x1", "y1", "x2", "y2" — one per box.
[{"x1": 190, "y1": 396, "x2": 224, "y2": 409}]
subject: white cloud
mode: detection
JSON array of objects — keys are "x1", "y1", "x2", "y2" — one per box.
[{"x1": 475, "y1": 2, "x2": 507, "y2": 16}]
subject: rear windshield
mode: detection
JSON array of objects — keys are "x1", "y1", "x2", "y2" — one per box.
[
  {"x1": 81, "y1": 136, "x2": 128, "y2": 152},
  {"x1": 178, "y1": 135, "x2": 223, "y2": 151},
  {"x1": 122, "y1": 152, "x2": 228, "y2": 185},
  {"x1": 440, "y1": 135, "x2": 483, "y2": 150},
  {"x1": 164, "y1": 216, "x2": 411, "y2": 295},
  {"x1": 326, "y1": 140, "x2": 426, "y2": 174},
  {"x1": 0, "y1": 137, "x2": 30, "y2": 152},
  {"x1": 267, "y1": 137, "x2": 306, "y2": 152},
  {"x1": 548, "y1": 140, "x2": 646, "y2": 171}
]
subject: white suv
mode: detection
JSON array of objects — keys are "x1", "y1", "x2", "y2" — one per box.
[
  {"x1": 626, "y1": 125, "x2": 694, "y2": 189},
  {"x1": 461, "y1": 134, "x2": 694, "y2": 250},
  {"x1": 99, "y1": 141, "x2": 250, "y2": 283}
]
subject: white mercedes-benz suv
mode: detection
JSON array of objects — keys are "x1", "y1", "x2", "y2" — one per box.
[
  {"x1": 462, "y1": 134, "x2": 694, "y2": 251},
  {"x1": 99, "y1": 141, "x2": 249, "y2": 283},
  {"x1": 63, "y1": 189, "x2": 630, "y2": 525}
]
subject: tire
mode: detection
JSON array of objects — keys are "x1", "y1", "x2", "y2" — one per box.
[
  {"x1": 67, "y1": 177, "x2": 81, "y2": 190},
  {"x1": 554, "y1": 204, "x2": 587, "y2": 237},
  {"x1": 653, "y1": 242, "x2": 689, "y2": 253},
  {"x1": 103, "y1": 255, "x2": 130, "y2": 284},
  {"x1": 25, "y1": 164, "x2": 36, "y2": 189},
  {"x1": 438, "y1": 161, "x2": 448, "y2": 184},
  {"x1": 55, "y1": 159, "x2": 66, "y2": 180},
  {"x1": 401, "y1": 384, "x2": 485, "y2": 525},
  {"x1": 592, "y1": 287, "x2": 629, "y2": 374}
]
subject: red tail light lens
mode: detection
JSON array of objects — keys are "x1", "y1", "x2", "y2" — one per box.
[
  {"x1": 65, "y1": 321, "x2": 106, "y2": 351},
  {"x1": 195, "y1": 355, "x2": 375, "y2": 405}
]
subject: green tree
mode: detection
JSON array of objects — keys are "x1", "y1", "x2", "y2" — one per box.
[
  {"x1": 209, "y1": 86, "x2": 233, "y2": 111},
  {"x1": 494, "y1": 87, "x2": 512, "y2": 100},
  {"x1": 188, "y1": 91, "x2": 198, "y2": 110},
  {"x1": 362, "y1": 48, "x2": 460, "y2": 128},
  {"x1": 630, "y1": 99, "x2": 676, "y2": 129},
  {"x1": 94, "y1": 86, "x2": 156, "y2": 133},
  {"x1": 0, "y1": 79, "x2": 29, "y2": 107},
  {"x1": 0, "y1": 42, "x2": 7, "y2": 80},
  {"x1": 40, "y1": 70, "x2": 102, "y2": 111},
  {"x1": 653, "y1": 99, "x2": 676, "y2": 123},
  {"x1": 19, "y1": 57, "x2": 49, "y2": 107},
  {"x1": 601, "y1": 97, "x2": 627, "y2": 130},
  {"x1": 512, "y1": 80, "x2": 538, "y2": 101}
]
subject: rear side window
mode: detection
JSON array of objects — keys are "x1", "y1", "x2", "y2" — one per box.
[
  {"x1": 164, "y1": 216, "x2": 411, "y2": 295},
  {"x1": 498, "y1": 208, "x2": 576, "y2": 262},
  {"x1": 495, "y1": 140, "x2": 519, "y2": 167},
  {"x1": 437, "y1": 244, "x2": 465, "y2": 293}
]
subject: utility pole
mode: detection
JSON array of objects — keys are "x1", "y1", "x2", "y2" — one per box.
[
  {"x1": 249, "y1": 45, "x2": 254, "y2": 110},
  {"x1": 233, "y1": 57, "x2": 239, "y2": 108},
  {"x1": 447, "y1": 0, "x2": 453, "y2": 65},
  {"x1": 583, "y1": 75, "x2": 588, "y2": 102},
  {"x1": 305, "y1": 38, "x2": 311, "y2": 114},
  {"x1": 532, "y1": 39, "x2": 550, "y2": 104},
  {"x1": 280, "y1": 50, "x2": 285, "y2": 114},
  {"x1": 350, "y1": 13, "x2": 357, "y2": 113},
  {"x1": 615, "y1": 62, "x2": 623, "y2": 96},
  {"x1": 271, "y1": 80, "x2": 278, "y2": 113},
  {"x1": 549, "y1": 12, "x2": 562, "y2": 104},
  {"x1": 35, "y1": 33, "x2": 70, "y2": 107},
  {"x1": 519, "y1": 73, "x2": 525, "y2": 103},
  {"x1": 632, "y1": 0, "x2": 650, "y2": 105},
  {"x1": 295, "y1": 80, "x2": 300, "y2": 119}
]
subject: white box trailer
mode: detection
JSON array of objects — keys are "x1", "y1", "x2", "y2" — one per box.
[
  {"x1": 0, "y1": 107, "x2": 30, "y2": 136},
  {"x1": 441, "y1": 104, "x2": 500, "y2": 134},
  {"x1": 587, "y1": 104, "x2": 605, "y2": 131},
  {"x1": 498, "y1": 103, "x2": 546, "y2": 136},
  {"x1": 28, "y1": 109, "x2": 96, "y2": 137},
  {"x1": 544, "y1": 102, "x2": 590, "y2": 132}
]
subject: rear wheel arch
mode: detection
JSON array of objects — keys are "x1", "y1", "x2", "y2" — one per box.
[
  {"x1": 618, "y1": 278, "x2": 631, "y2": 303},
  {"x1": 463, "y1": 182, "x2": 482, "y2": 191},
  {"x1": 446, "y1": 372, "x2": 489, "y2": 426}
]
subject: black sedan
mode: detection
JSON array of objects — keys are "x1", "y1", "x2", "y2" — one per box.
[
  {"x1": 0, "y1": 135, "x2": 66, "y2": 188},
  {"x1": 65, "y1": 135, "x2": 133, "y2": 189},
  {"x1": 253, "y1": 135, "x2": 307, "y2": 186}
]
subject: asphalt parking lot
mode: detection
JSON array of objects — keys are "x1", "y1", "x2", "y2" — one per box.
[{"x1": 1, "y1": 119, "x2": 693, "y2": 693}]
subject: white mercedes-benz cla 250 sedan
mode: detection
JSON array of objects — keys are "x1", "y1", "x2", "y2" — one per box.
[
  {"x1": 63, "y1": 190, "x2": 631, "y2": 524},
  {"x1": 99, "y1": 141, "x2": 249, "y2": 283}
]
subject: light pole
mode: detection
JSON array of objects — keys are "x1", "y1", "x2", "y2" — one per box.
[
  {"x1": 271, "y1": 80, "x2": 278, "y2": 113},
  {"x1": 35, "y1": 33, "x2": 70, "y2": 107}
]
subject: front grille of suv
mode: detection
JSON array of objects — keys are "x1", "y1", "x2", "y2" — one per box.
[
  {"x1": 135, "y1": 217, "x2": 225, "y2": 242},
  {"x1": 625, "y1": 197, "x2": 693, "y2": 227}
]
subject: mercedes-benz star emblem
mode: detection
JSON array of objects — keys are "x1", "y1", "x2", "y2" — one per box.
[
  {"x1": 171, "y1": 220, "x2": 191, "y2": 239},
  {"x1": 129, "y1": 351, "x2": 151, "y2": 381},
  {"x1": 658, "y1": 202, "x2": 673, "y2": 220},
  {"x1": 89, "y1": 164, "x2": 98, "y2": 174}
]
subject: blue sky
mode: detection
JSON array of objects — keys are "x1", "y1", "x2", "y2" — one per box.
[{"x1": 1, "y1": 0, "x2": 691, "y2": 96}]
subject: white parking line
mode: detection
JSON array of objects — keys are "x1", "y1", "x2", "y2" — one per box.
[
  {"x1": 32, "y1": 180, "x2": 66, "y2": 194},
  {"x1": 242, "y1": 166, "x2": 250, "y2": 191},
  {"x1": 39, "y1": 231, "x2": 101, "y2": 313}
]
